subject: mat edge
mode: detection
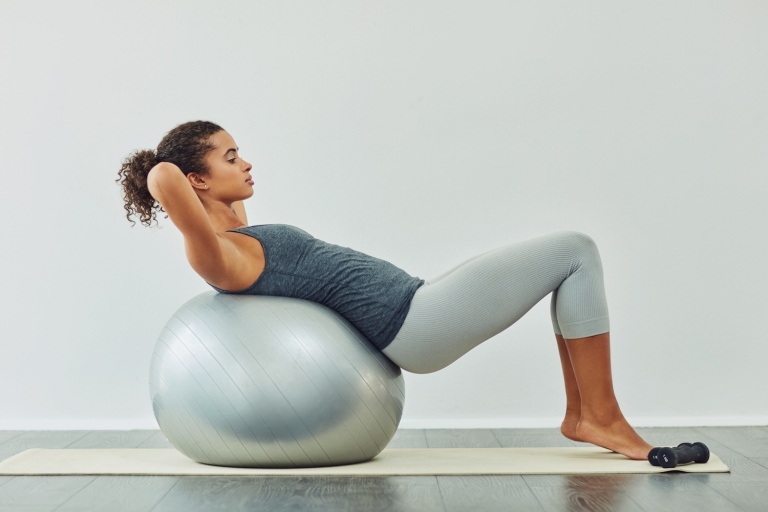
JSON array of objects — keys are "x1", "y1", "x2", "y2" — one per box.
[{"x1": 0, "y1": 448, "x2": 730, "y2": 476}]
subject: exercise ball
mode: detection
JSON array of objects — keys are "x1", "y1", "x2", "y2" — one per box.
[{"x1": 149, "y1": 292, "x2": 405, "y2": 468}]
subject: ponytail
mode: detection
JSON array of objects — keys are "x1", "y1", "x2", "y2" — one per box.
[
  {"x1": 116, "y1": 149, "x2": 163, "y2": 226},
  {"x1": 117, "y1": 120, "x2": 223, "y2": 227}
]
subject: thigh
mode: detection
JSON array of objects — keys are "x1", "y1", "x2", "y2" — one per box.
[{"x1": 383, "y1": 232, "x2": 575, "y2": 372}]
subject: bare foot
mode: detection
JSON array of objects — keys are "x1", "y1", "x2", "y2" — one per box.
[{"x1": 575, "y1": 416, "x2": 653, "y2": 460}]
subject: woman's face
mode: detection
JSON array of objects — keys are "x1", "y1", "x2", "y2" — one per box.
[{"x1": 196, "y1": 130, "x2": 254, "y2": 202}]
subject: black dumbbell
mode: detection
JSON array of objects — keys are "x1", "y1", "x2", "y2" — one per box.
[
  {"x1": 648, "y1": 446, "x2": 663, "y2": 466},
  {"x1": 648, "y1": 443, "x2": 709, "y2": 466},
  {"x1": 649, "y1": 442, "x2": 710, "y2": 468}
]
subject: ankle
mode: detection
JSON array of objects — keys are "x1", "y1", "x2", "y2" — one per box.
[
  {"x1": 564, "y1": 405, "x2": 581, "y2": 420},
  {"x1": 580, "y1": 405, "x2": 625, "y2": 427}
]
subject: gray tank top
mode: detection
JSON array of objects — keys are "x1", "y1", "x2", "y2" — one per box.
[{"x1": 209, "y1": 224, "x2": 424, "y2": 350}]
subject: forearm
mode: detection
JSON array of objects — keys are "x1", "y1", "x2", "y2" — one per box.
[
  {"x1": 146, "y1": 162, "x2": 215, "y2": 238},
  {"x1": 146, "y1": 162, "x2": 187, "y2": 205}
]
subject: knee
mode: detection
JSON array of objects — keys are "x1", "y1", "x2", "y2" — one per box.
[
  {"x1": 556, "y1": 231, "x2": 602, "y2": 264},
  {"x1": 560, "y1": 231, "x2": 598, "y2": 249}
]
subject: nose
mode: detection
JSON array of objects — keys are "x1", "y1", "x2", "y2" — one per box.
[{"x1": 242, "y1": 159, "x2": 252, "y2": 172}]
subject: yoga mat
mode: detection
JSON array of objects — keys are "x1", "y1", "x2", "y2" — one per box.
[{"x1": 0, "y1": 448, "x2": 729, "y2": 476}]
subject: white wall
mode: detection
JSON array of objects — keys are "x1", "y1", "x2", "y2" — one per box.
[{"x1": 1, "y1": 0, "x2": 766, "y2": 430}]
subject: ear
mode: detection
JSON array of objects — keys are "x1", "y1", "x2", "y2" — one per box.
[{"x1": 187, "y1": 173, "x2": 209, "y2": 191}]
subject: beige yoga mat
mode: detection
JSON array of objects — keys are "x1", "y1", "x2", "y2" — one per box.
[{"x1": 0, "y1": 448, "x2": 729, "y2": 476}]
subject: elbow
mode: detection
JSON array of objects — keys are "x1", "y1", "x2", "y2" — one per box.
[{"x1": 147, "y1": 163, "x2": 183, "y2": 202}]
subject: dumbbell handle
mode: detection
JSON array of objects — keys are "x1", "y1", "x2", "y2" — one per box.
[{"x1": 657, "y1": 442, "x2": 710, "y2": 468}]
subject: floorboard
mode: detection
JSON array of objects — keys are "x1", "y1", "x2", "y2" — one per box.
[
  {"x1": 439, "y1": 475, "x2": 544, "y2": 512},
  {"x1": 0, "y1": 476, "x2": 96, "y2": 509},
  {"x1": 625, "y1": 473, "x2": 745, "y2": 512},
  {"x1": 0, "y1": 431, "x2": 90, "y2": 461},
  {"x1": 425, "y1": 429, "x2": 500, "y2": 448},
  {"x1": 525, "y1": 475, "x2": 647, "y2": 512},
  {"x1": 65, "y1": 430, "x2": 157, "y2": 449},
  {"x1": 151, "y1": 475, "x2": 446, "y2": 512},
  {"x1": 387, "y1": 428, "x2": 428, "y2": 449},
  {"x1": 0, "y1": 427, "x2": 763, "y2": 512},
  {"x1": 492, "y1": 427, "x2": 577, "y2": 447},
  {"x1": 681, "y1": 431, "x2": 768, "y2": 484},
  {"x1": 706, "y1": 481, "x2": 768, "y2": 512},
  {"x1": 695, "y1": 426, "x2": 768, "y2": 458},
  {"x1": 56, "y1": 476, "x2": 180, "y2": 512},
  {"x1": 136, "y1": 431, "x2": 175, "y2": 449},
  {"x1": 0, "y1": 432, "x2": 24, "y2": 445},
  {"x1": 53, "y1": 430, "x2": 178, "y2": 511},
  {"x1": 0, "y1": 507, "x2": 58, "y2": 512},
  {"x1": 635, "y1": 426, "x2": 712, "y2": 447}
]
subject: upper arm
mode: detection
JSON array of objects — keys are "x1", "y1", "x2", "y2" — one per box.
[{"x1": 146, "y1": 163, "x2": 225, "y2": 273}]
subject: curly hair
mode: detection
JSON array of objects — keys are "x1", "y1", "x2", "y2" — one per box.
[{"x1": 117, "y1": 120, "x2": 224, "y2": 226}]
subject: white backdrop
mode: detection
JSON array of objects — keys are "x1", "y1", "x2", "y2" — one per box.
[{"x1": 1, "y1": 0, "x2": 766, "y2": 430}]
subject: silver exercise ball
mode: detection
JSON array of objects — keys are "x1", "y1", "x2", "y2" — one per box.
[{"x1": 149, "y1": 292, "x2": 405, "y2": 468}]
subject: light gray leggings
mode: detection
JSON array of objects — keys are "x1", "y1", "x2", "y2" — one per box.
[{"x1": 381, "y1": 231, "x2": 610, "y2": 374}]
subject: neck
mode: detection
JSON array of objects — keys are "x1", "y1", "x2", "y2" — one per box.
[{"x1": 203, "y1": 200, "x2": 245, "y2": 232}]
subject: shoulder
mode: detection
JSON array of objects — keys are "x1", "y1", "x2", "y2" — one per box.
[{"x1": 204, "y1": 230, "x2": 266, "y2": 291}]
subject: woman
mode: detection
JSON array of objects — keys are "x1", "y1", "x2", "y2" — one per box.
[{"x1": 118, "y1": 120, "x2": 653, "y2": 460}]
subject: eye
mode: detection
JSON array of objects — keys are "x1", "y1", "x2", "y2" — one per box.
[{"x1": 228, "y1": 158, "x2": 237, "y2": 164}]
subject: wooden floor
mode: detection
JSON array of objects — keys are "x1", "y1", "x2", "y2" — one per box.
[{"x1": 0, "y1": 426, "x2": 766, "y2": 511}]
